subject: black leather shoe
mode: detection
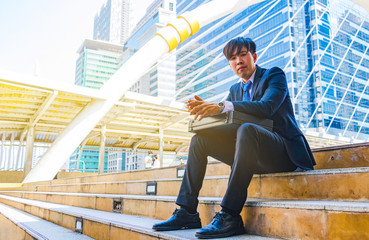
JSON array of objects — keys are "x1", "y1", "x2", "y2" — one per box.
[
  {"x1": 195, "y1": 211, "x2": 245, "y2": 239},
  {"x1": 152, "y1": 208, "x2": 202, "y2": 231}
]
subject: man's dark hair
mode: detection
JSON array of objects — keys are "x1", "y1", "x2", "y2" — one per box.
[{"x1": 223, "y1": 37, "x2": 256, "y2": 60}]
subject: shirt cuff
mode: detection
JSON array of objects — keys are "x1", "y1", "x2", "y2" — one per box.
[{"x1": 222, "y1": 100, "x2": 234, "y2": 113}]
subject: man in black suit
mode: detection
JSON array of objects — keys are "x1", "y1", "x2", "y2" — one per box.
[{"x1": 153, "y1": 37, "x2": 315, "y2": 238}]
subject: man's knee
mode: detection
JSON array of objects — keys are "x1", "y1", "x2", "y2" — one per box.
[
  {"x1": 237, "y1": 123, "x2": 259, "y2": 139},
  {"x1": 190, "y1": 134, "x2": 207, "y2": 148},
  {"x1": 191, "y1": 134, "x2": 204, "y2": 142}
]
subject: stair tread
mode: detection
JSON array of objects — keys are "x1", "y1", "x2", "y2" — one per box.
[
  {"x1": 15, "y1": 167, "x2": 369, "y2": 187},
  {"x1": 1, "y1": 192, "x2": 369, "y2": 213},
  {"x1": 0, "y1": 194, "x2": 280, "y2": 240},
  {"x1": 0, "y1": 202, "x2": 93, "y2": 240}
]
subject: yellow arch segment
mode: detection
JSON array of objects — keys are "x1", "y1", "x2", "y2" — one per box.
[
  {"x1": 179, "y1": 13, "x2": 200, "y2": 36},
  {"x1": 155, "y1": 30, "x2": 179, "y2": 52},
  {"x1": 167, "y1": 21, "x2": 190, "y2": 43},
  {"x1": 155, "y1": 13, "x2": 200, "y2": 52}
]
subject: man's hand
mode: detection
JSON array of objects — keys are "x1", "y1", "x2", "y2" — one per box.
[
  {"x1": 186, "y1": 95, "x2": 204, "y2": 110},
  {"x1": 186, "y1": 95, "x2": 219, "y2": 120}
]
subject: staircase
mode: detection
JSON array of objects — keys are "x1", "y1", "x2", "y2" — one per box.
[{"x1": 0, "y1": 143, "x2": 369, "y2": 239}]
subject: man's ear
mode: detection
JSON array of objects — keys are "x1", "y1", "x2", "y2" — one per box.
[{"x1": 253, "y1": 53, "x2": 257, "y2": 62}]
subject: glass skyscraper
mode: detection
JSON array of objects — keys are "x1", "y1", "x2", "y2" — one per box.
[
  {"x1": 175, "y1": 0, "x2": 369, "y2": 141},
  {"x1": 93, "y1": 0, "x2": 131, "y2": 44},
  {"x1": 69, "y1": 146, "x2": 109, "y2": 173},
  {"x1": 75, "y1": 39, "x2": 123, "y2": 89}
]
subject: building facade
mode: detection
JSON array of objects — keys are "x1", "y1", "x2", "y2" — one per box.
[
  {"x1": 175, "y1": 0, "x2": 369, "y2": 141},
  {"x1": 107, "y1": 149, "x2": 126, "y2": 173},
  {"x1": 122, "y1": 0, "x2": 177, "y2": 100},
  {"x1": 69, "y1": 146, "x2": 108, "y2": 172},
  {"x1": 75, "y1": 39, "x2": 123, "y2": 89},
  {"x1": 124, "y1": 150, "x2": 147, "y2": 171},
  {"x1": 93, "y1": 0, "x2": 131, "y2": 44}
]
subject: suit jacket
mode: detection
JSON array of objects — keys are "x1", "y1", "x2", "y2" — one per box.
[{"x1": 226, "y1": 65, "x2": 316, "y2": 170}]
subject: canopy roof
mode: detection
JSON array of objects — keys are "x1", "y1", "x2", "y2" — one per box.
[{"x1": 0, "y1": 70, "x2": 192, "y2": 153}]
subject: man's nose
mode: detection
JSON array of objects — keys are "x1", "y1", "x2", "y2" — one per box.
[{"x1": 236, "y1": 56, "x2": 243, "y2": 64}]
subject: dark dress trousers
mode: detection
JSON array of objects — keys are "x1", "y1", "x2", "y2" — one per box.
[{"x1": 176, "y1": 65, "x2": 316, "y2": 214}]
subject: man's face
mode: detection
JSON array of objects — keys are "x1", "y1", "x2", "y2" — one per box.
[{"x1": 228, "y1": 46, "x2": 257, "y2": 82}]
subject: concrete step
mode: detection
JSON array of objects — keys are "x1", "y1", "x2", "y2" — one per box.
[
  {"x1": 4, "y1": 167, "x2": 368, "y2": 202},
  {"x1": 0, "y1": 194, "x2": 281, "y2": 240},
  {"x1": 13, "y1": 142, "x2": 369, "y2": 191},
  {"x1": 0, "y1": 202, "x2": 93, "y2": 240},
  {"x1": 312, "y1": 142, "x2": 369, "y2": 169}
]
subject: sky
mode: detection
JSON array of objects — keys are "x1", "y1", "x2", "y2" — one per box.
[{"x1": 0, "y1": 0, "x2": 153, "y2": 84}]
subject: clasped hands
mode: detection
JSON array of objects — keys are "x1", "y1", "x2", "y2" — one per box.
[{"x1": 186, "y1": 95, "x2": 220, "y2": 121}]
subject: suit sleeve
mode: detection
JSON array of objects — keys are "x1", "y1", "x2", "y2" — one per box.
[{"x1": 232, "y1": 67, "x2": 287, "y2": 118}]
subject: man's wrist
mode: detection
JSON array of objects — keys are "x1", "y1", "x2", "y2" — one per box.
[
  {"x1": 217, "y1": 101, "x2": 225, "y2": 113},
  {"x1": 223, "y1": 101, "x2": 234, "y2": 112}
]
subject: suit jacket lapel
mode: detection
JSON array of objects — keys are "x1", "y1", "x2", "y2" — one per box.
[{"x1": 251, "y1": 65, "x2": 262, "y2": 100}]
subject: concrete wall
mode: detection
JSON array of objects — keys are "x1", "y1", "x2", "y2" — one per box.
[{"x1": 0, "y1": 171, "x2": 23, "y2": 183}]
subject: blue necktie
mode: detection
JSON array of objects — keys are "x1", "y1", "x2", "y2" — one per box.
[{"x1": 243, "y1": 81, "x2": 252, "y2": 101}]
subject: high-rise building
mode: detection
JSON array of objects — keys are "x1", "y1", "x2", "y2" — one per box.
[
  {"x1": 93, "y1": 0, "x2": 131, "y2": 44},
  {"x1": 122, "y1": 0, "x2": 177, "y2": 100},
  {"x1": 175, "y1": 0, "x2": 369, "y2": 142},
  {"x1": 75, "y1": 39, "x2": 123, "y2": 89},
  {"x1": 69, "y1": 146, "x2": 108, "y2": 172}
]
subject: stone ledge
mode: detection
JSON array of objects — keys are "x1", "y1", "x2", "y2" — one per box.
[{"x1": 0, "y1": 202, "x2": 93, "y2": 240}]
